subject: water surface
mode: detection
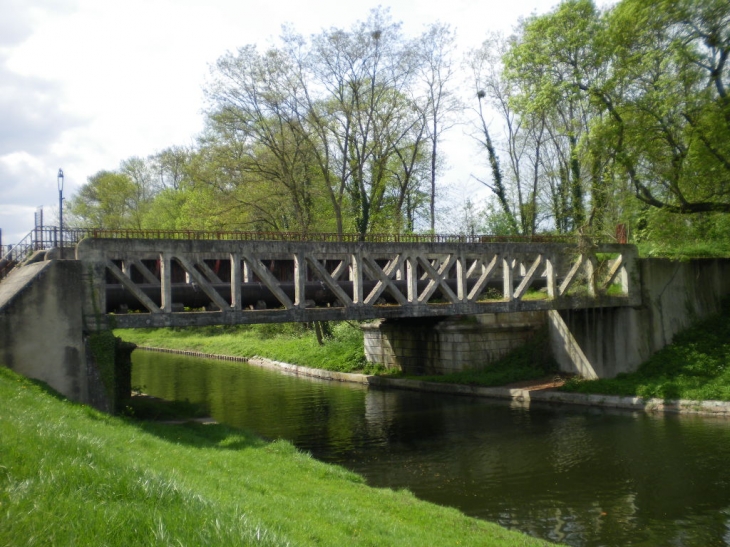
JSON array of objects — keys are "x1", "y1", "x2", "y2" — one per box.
[{"x1": 133, "y1": 350, "x2": 730, "y2": 547}]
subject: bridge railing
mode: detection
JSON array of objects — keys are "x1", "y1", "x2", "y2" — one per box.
[
  {"x1": 0, "y1": 227, "x2": 93, "y2": 280},
  {"x1": 80, "y1": 228, "x2": 588, "y2": 244},
  {"x1": 76, "y1": 237, "x2": 640, "y2": 329}
]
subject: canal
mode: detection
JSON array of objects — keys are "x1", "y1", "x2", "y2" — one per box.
[{"x1": 132, "y1": 350, "x2": 730, "y2": 547}]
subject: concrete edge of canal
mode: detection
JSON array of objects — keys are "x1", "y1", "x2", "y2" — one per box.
[{"x1": 138, "y1": 346, "x2": 730, "y2": 417}]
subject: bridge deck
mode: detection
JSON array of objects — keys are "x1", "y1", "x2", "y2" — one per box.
[{"x1": 76, "y1": 238, "x2": 640, "y2": 329}]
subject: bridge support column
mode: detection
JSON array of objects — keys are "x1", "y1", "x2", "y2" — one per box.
[{"x1": 362, "y1": 312, "x2": 545, "y2": 375}]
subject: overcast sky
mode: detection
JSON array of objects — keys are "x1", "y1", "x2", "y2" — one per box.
[{"x1": 0, "y1": 0, "x2": 570, "y2": 245}]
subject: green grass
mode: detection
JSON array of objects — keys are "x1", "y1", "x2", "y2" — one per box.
[
  {"x1": 561, "y1": 300, "x2": 730, "y2": 401},
  {"x1": 406, "y1": 328, "x2": 559, "y2": 387},
  {"x1": 637, "y1": 240, "x2": 730, "y2": 260},
  {"x1": 0, "y1": 367, "x2": 556, "y2": 547},
  {"x1": 116, "y1": 321, "x2": 386, "y2": 374}
]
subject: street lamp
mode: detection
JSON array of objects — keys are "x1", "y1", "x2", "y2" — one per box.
[{"x1": 57, "y1": 168, "x2": 64, "y2": 258}]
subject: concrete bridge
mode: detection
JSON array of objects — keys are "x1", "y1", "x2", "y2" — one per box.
[
  {"x1": 77, "y1": 236, "x2": 640, "y2": 330},
  {"x1": 2, "y1": 230, "x2": 729, "y2": 412}
]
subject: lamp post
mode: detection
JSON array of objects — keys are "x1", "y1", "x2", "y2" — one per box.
[{"x1": 57, "y1": 168, "x2": 64, "y2": 258}]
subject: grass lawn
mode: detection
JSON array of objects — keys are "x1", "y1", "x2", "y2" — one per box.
[
  {"x1": 116, "y1": 322, "x2": 380, "y2": 374},
  {"x1": 0, "y1": 367, "x2": 556, "y2": 547}
]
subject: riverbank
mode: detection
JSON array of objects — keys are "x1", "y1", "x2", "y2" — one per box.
[
  {"x1": 0, "y1": 366, "x2": 556, "y2": 547},
  {"x1": 135, "y1": 346, "x2": 730, "y2": 416},
  {"x1": 117, "y1": 301, "x2": 730, "y2": 416}
]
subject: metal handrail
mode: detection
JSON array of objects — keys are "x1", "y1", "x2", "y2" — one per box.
[
  {"x1": 0, "y1": 226, "x2": 596, "y2": 281},
  {"x1": 83, "y1": 228, "x2": 583, "y2": 244}
]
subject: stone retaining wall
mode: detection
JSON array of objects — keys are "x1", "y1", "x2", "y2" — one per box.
[{"x1": 362, "y1": 312, "x2": 545, "y2": 374}]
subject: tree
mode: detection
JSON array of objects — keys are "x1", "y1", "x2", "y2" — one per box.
[
  {"x1": 603, "y1": 0, "x2": 730, "y2": 214},
  {"x1": 151, "y1": 146, "x2": 192, "y2": 191},
  {"x1": 417, "y1": 23, "x2": 461, "y2": 232},
  {"x1": 206, "y1": 45, "x2": 322, "y2": 233},
  {"x1": 203, "y1": 8, "x2": 440, "y2": 237},
  {"x1": 504, "y1": 0, "x2": 730, "y2": 233},
  {"x1": 67, "y1": 170, "x2": 139, "y2": 229}
]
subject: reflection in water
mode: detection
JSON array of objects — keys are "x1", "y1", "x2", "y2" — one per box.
[{"x1": 133, "y1": 350, "x2": 730, "y2": 547}]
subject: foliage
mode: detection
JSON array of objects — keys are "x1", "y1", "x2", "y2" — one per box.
[
  {"x1": 0, "y1": 367, "x2": 554, "y2": 546},
  {"x1": 87, "y1": 330, "x2": 117, "y2": 395},
  {"x1": 506, "y1": 0, "x2": 729, "y2": 232},
  {"x1": 87, "y1": 331, "x2": 134, "y2": 412},
  {"x1": 561, "y1": 299, "x2": 730, "y2": 400}
]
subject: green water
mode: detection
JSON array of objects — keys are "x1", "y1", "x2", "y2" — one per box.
[{"x1": 133, "y1": 350, "x2": 730, "y2": 547}]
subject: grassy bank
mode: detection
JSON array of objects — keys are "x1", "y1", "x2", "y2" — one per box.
[
  {"x1": 116, "y1": 322, "x2": 379, "y2": 374},
  {"x1": 0, "y1": 367, "x2": 555, "y2": 547},
  {"x1": 560, "y1": 300, "x2": 730, "y2": 401}
]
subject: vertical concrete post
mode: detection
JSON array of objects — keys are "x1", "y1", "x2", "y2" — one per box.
[
  {"x1": 351, "y1": 253, "x2": 363, "y2": 304},
  {"x1": 407, "y1": 255, "x2": 419, "y2": 304},
  {"x1": 545, "y1": 254, "x2": 557, "y2": 299},
  {"x1": 585, "y1": 254, "x2": 597, "y2": 297},
  {"x1": 622, "y1": 245, "x2": 641, "y2": 306},
  {"x1": 294, "y1": 253, "x2": 306, "y2": 308},
  {"x1": 456, "y1": 254, "x2": 467, "y2": 302},
  {"x1": 395, "y1": 260, "x2": 405, "y2": 281},
  {"x1": 160, "y1": 252, "x2": 172, "y2": 313},
  {"x1": 230, "y1": 252, "x2": 242, "y2": 311},
  {"x1": 503, "y1": 256, "x2": 514, "y2": 301}
]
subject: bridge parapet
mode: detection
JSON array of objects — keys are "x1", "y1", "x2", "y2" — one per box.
[{"x1": 76, "y1": 238, "x2": 640, "y2": 330}]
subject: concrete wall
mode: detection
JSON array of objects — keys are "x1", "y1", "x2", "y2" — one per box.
[
  {"x1": 0, "y1": 260, "x2": 89, "y2": 402},
  {"x1": 363, "y1": 312, "x2": 545, "y2": 375},
  {"x1": 550, "y1": 258, "x2": 730, "y2": 378}
]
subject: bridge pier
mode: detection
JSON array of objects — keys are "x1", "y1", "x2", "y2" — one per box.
[{"x1": 362, "y1": 312, "x2": 545, "y2": 375}]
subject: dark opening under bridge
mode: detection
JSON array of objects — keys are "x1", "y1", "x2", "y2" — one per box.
[{"x1": 77, "y1": 234, "x2": 640, "y2": 331}]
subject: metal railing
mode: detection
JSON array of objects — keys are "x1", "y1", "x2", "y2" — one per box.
[
  {"x1": 0, "y1": 227, "x2": 90, "y2": 280},
  {"x1": 0, "y1": 226, "x2": 605, "y2": 281},
  {"x1": 80, "y1": 228, "x2": 585, "y2": 244}
]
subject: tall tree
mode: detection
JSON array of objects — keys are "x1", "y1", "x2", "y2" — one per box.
[{"x1": 417, "y1": 23, "x2": 460, "y2": 232}]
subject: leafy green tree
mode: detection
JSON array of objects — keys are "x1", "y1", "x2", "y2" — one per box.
[
  {"x1": 67, "y1": 171, "x2": 139, "y2": 229},
  {"x1": 503, "y1": 0, "x2": 730, "y2": 244}
]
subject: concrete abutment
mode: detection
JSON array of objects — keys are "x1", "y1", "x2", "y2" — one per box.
[
  {"x1": 548, "y1": 258, "x2": 730, "y2": 378},
  {"x1": 363, "y1": 312, "x2": 546, "y2": 375},
  {"x1": 0, "y1": 260, "x2": 131, "y2": 411}
]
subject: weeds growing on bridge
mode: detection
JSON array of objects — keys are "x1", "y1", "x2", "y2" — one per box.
[
  {"x1": 561, "y1": 299, "x2": 730, "y2": 401},
  {"x1": 0, "y1": 367, "x2": 556, "y2": 547}
]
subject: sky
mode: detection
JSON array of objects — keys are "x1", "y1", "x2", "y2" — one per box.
[{"x1": 0, "y1": 0, "x2": 568, "y2": 246}]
